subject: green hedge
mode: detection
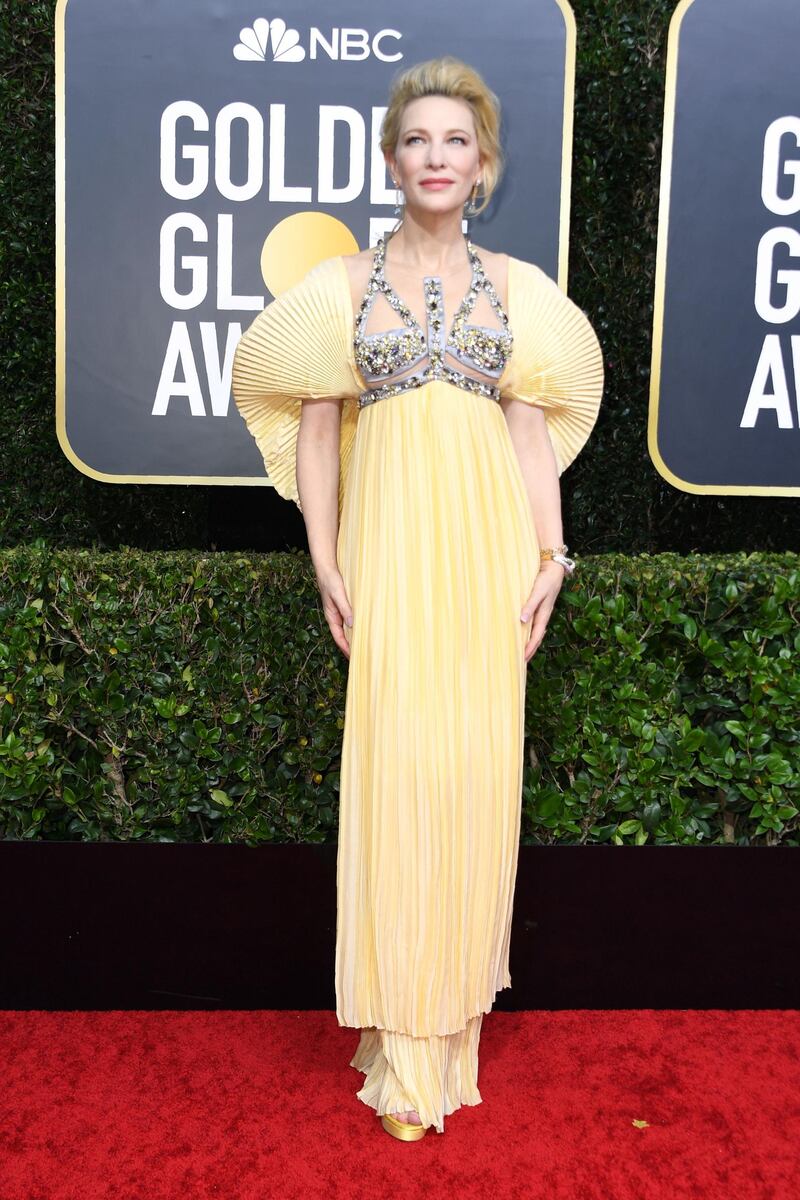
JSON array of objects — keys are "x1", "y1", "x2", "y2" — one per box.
[
  {"x1": 1, "y1": 1, "x2": 798, "y2": 553},
  {"x1": 2, "y1": 547, "x2": 797, "y2": 845}
]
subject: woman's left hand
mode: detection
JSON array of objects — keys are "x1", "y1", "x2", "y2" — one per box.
[{"x1": 520, "y1": 562, "x2": 566, "y2": 663}]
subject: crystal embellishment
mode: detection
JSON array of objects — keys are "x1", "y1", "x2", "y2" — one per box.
[{"x1": 353, "y1": 233, "x2": 513, "y2": 409}]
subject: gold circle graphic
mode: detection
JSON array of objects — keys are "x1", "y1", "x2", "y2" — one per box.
[{"x1": 260, "y1": 213, "x2": 359, "y2": 296}]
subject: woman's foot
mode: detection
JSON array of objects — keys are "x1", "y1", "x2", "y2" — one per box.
[
  {"x1": 380, "y1": 1109, "x2": 429, "y2": 1141},
  {"x1": 390, "y1": 1109, "x2": 423, "y2": 1125}
]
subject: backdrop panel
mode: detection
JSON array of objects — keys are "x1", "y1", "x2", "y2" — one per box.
[
  {"x1": 55, "y1": 0, "x2": 575, "y2": 484},
  {"x1": 650, "y1": 0, "x2": 800, "y2": 495}
]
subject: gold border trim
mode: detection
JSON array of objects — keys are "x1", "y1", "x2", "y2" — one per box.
[
  {"x1": 556, "y1": 0, "x2": 576, "y2": 289},
  {"x1": 55, "y1": 0, "x2": 578, "y2": 486},
  {"x1": 647, "y1": 0, "x2": 800, "y2": 496}
]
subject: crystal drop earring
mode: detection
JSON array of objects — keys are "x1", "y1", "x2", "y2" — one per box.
[
  {"x1": 463, "y1": 180, "x2": 480, "y2": 234},
  {"x1": 393, "y1": 180, "x2": 404, "y2": 218}
]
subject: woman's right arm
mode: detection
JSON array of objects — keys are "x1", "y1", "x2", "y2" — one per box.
[{"x1": 297, "y1": 396, "x2": 353, "y2": 659}]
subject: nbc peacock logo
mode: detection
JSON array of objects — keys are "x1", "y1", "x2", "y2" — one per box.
[
  {"x1": 234, "y1": 18, "x2": 305, "y2": 62},
  {"x1": 232, "y1": 17, "x2": 403, "y2": 64}
]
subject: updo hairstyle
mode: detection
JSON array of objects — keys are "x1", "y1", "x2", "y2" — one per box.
[{"x1": 380, "y1": 56, "x2": 504, "y2": 217}]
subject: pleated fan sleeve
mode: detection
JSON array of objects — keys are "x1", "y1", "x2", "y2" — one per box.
[
  {"x1": 500, "y1": 257, "x2": 604, "y2": 475},
  {"x1": 231, "y1": 256, "x2": 361, "y2": 514}
]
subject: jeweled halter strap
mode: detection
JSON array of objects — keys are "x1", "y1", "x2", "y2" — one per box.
[{"x1": 355, "y1": 232, "x2": 512, "y2": 409}]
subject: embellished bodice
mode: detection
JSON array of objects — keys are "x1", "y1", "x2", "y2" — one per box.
[{"x1": 353, "y1": 232, "x2": 513, "y2": 409}]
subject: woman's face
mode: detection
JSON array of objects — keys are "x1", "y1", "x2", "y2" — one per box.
[{"x1": 387, "y1": 94, "x2": 483, "y2": 221}]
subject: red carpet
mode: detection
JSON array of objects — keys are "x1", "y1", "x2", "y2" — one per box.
[{"x1": 2, "y1": 1010, "x2": 799, "y2": 1198}]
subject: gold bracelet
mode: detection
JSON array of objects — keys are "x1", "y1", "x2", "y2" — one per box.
[{"x1": 539, "y1": 544, "x2": 576, "y2": 575}]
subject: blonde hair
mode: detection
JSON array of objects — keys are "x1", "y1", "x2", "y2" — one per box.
[{"x1": 380, "y1": 56, "x2": 504, "y2": 217}]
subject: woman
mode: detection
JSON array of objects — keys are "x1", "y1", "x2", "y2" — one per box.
[{"x1": 232, "y1": 56, "x2": 603, "y2": 1140}]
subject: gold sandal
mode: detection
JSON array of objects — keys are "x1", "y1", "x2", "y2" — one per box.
[{"x1": 380, "y1": 1112, "x2": 429, "y2": 1141}]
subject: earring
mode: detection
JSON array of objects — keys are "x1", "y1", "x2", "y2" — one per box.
[
  {"x1": 392, "y1": 179, "x2": 404, "y2": 218},
  {"x1": 463, "y1": 180, "x2": 480, "y2": 234},
  {"x1": 463, "y1": 181, "x2": 480, "y2": 218}
]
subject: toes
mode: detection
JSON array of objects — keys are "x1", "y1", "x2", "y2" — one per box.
[{"x1": 389, "y1": 1108, "x2": 423, "y2": 1125}]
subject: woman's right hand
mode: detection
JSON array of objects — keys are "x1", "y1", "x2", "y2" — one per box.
[{"x1": 316, "y1": 567, "x2": 354, "y2": 660}]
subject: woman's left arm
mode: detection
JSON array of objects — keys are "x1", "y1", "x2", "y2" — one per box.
[{"x1": 501, "y1": 396, "x2": 568, "y2": 663}]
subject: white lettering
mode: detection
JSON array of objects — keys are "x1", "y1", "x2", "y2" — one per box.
[
  {"x1": 159, "y1": 102, "x2": 404, "y2": 205},
  {"x1": 215, "y1": 103, "x2": 264, "y2": 202},
  {"x1": 153, "y1": 322, "x2": 205, "y2": 415},
  {"x1": 160, "y1": 101, "x2": 209, "y2": 200},
  {"x1": 160, "y1": 214, "x2": 208, "y2": 309},
  {"x1": 309, "y1": 27, "x2": 338, "y2": 60},
  {"x1": 268, "y1": 104, "x2": 312, "y2": 202},
  {"x1": 372, "y1": 30, "x2": 403, "y2": 63},
  {"x1": 340, "y1": 29, "x2": 370, "y2": 61},
  {"x1": 318, "y1": 107, "x2": 365, "y2": 203},
  {"x1": 741, "y1": 334, "x2": 796, "y2": 428},
  {"x1": 754, "y1": 226, "x2": 800, "y2": 324},
  {"x1": 216, "y1": 215, "x2": 264, "y2": 310},
  {"x1": 200, "y1": 322, "x2": 243, "y2": 416},
  {"x1": 153, "y1": 322, "x2": 244, "y2": 416},
  {"x1": 761, "y1": 116, "x2": 800, "y2": 216}
]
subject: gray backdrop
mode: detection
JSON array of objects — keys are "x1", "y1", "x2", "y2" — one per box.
[
  {"x1": 653, "y1": 0, "x2": 800, "y2": 493},
  {"x1": 58, "y1": 0, "x2": 572, "y2": 482}
]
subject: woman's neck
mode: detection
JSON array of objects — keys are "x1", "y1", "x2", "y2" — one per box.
[{"x1": 385, "y1": 212, "x2": 470, "y2": 275}]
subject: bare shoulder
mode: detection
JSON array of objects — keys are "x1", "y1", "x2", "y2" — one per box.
[
  {"x1": 340, "y1": 247, "x2": 375, "y2": 276},
  {"x1": 482, "y1": 248, "x2": 543, "y2": 274},
  {"x1": 340, "y1": 248, "x2": 375, "y2": 311},
  {"x1": 471, "y1": 244, "x2": 512, "y2": 304},
  {"x1": 471, "y1": 244, "x2": 510, "y2": 269},
  {"x1": 501, "y1": 251, "x2": 553, "y2": 283},
  {"x1": 495, "y1": 252, "x2": 560, "y2": 297}
]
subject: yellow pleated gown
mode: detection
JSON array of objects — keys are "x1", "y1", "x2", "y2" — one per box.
[{"x1": 232, "y1": 240, "x2": 603, "y2": 1133}]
